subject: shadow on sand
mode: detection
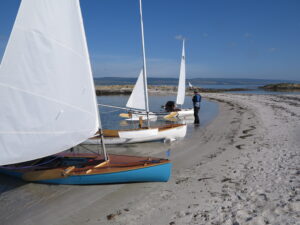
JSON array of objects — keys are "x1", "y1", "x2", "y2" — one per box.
[{"x1": 0, "y1": 174, "x2": 27, "y2": 195}]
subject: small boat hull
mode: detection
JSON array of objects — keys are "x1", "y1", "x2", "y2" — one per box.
[
  {"x1": 0, "y1": 154, "x2": 171, "y2": 184},
  {"x1": 39, "y1": 163, "x2": 171, "y2": 184},
  {"x1": 177, "y1": 108, "x2": 194, "y2": 118},
  {"x1": 125, "y1": 113, "x2": 157, "y2": 121},
  {"x1": 83, "y1": 124, "x2": 187, "y2": 145}
]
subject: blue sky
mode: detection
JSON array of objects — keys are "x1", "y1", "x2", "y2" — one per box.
[{"x1": 0, "y1": 0, "x2": 299, "y2": 80}]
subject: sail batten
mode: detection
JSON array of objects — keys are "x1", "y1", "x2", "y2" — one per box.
[
  {"x1": 176, "y1": 40, "x2": 186, "y2": 105},
  {"x1": 0, "y1": 0, "x2": 99, "y2": 166}
]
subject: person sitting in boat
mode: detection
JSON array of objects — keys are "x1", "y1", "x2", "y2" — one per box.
[{"x1": 164, "y1": 101, "x2": 181, "y2": 112}]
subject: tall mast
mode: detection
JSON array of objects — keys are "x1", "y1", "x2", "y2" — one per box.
[
  {"x1": 139, "y1": 0, "x2": 150, "y2": 127},
  {"x1": 97, "y1": 113, "x2": 108, "y2": 161},
  {"x1": 77, "y1": 0, "x2": 108, "y2": 160}
]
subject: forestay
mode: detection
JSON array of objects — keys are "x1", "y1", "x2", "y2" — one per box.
[
  {"x1": 0, "y1": 0, "x2": 99, "y2": 165},
  {"x1": 176, "y1": 40, "x2": 186, "y2": 105},
  {"x1": 126, "y1": 69, "x2": 146, "y2": 110}
]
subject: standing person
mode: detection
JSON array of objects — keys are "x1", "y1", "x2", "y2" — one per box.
[{"x1": 192, "y1": 90, "x2": 201, "y2": 124}]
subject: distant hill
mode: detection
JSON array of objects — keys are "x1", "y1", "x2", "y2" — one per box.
[{"x1": 94, "y1": 77, "x2": 298, "y2": 86}]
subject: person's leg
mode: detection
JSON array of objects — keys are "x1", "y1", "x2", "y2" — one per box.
[
  {"x1": 194, "y1": 107, "x2": 199, "y2": 124},
  {"x1": 196, "y1": 107, "x2": 200, "y2": 124}
]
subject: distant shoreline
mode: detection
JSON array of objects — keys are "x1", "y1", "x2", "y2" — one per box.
[
  {"x1": 259, "y1": 83, "x2": 300, "y2": 91},
  {"x1": 94, "y1": 77, "x2": 299, "y2": 86},
  {"x1": 95, "y1": 85, "x2": 251, "y2": 96},
  {"x1": 95, "y1": 83, "x2": 300, "y2": 95}
]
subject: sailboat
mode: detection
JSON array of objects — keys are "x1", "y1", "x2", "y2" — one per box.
[
  {"x1": 0, "y1": 0, "x2": 171, "y2": 184},
  {"x1": 120, "y1": 69, "x2": 157, "y2": 121},
  {"x1": 164, "y1": 39, "x2": 194, "y2": 119},
  {"x1": 84, "y1": 0, "x2": 187, "y2": 145}
]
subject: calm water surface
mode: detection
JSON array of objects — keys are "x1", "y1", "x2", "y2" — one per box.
[
  {"x1": 97, "y1": 95, "x2": 218, "y2": 130},
  {"x1": 85, "y1": 95, "x2": 219, "y2": 158}
]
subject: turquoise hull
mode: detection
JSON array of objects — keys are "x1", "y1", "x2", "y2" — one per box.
[{"x1": 0, "y1": 163, "x2": 171, "y2": 185}]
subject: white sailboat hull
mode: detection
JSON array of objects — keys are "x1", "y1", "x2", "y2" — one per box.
[
  {"x1": 119, "y1": 128, "x2": 158, "y2": 138},
  {"x1": 177, "y1": 108, "x2": 194, "y2": 117},
  {"x1": 127, "y1": 109, "x2": 194, "y2": 120},
  {"x1": 83, "y1": 124, "x2": 187, "y2": 145},
  {"x1": 125, "y1": 113, "x2": 157, "y2": 121}
]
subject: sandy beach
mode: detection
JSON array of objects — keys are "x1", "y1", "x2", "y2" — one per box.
[{"x1": 0, "y1": 93, "x2": 299, "y2": 225}]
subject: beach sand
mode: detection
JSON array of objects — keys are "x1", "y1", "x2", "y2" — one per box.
[{"x1": 0, "y1": 93, "x2": 299, "y2": 225}]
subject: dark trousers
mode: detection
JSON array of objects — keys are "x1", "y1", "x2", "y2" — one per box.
[{"x1": 194, "y1": 107, "x2": 200, "y2": 124}]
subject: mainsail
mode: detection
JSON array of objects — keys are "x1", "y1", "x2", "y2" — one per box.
[
  {"x1": 0, "y1": 0, "x2": 99, "y2": 165},
  {"x1": 126, "y1": 69, "x2": 146, "y2": 110},
  {"x1": 176, "y1": 39, "x2": 186, "y2": 105}
]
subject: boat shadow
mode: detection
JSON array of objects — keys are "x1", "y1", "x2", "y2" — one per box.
[{"x1": 0, "y1": 174, "x2": 27, "y2": 195}]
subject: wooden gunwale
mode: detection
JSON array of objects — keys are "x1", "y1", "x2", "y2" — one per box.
[
  {"x1": 92, "y1": 123, "x2": 185, "y2": 138},
  {"x1": 8, "y1": 154, "x2": 170, "y2": 179}
]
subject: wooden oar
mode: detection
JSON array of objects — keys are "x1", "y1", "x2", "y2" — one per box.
[
  {"x1": 164, "y1": 112, "x2": 178, "y2": 119},
  {"x1": 120, "y1": 111, "x2": 133, "y2": 118},
  {"x1": 119, "y1": 113, "x2": 130, "y2": 118}
]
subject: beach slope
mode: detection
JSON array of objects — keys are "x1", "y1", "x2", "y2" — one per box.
[{"x1": 0, "y1": 94, "x2": 299, "y2": 225}]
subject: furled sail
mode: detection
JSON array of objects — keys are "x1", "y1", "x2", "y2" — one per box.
[
  {"x1": 126, "y1": 69, "x2": 146, "y2": 110},
  {"x1": 0, "y1": 0, "x2": 99, "y2": 165},
  {"x1": 176, "y1": 40, "x2": 186, "y2": 105}
]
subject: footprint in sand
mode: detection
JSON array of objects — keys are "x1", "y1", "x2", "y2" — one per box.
[
  {"x1": 242, "y1": 125, "x2": 256, "y2": 134},
  {"x1": 239, "y1": 134, "x2": 253, "y2": 139},
  {"x1": 235, "y1": 144, "x2": 245, "y2": 149},
  {"x1": 175, "y1": 177, "x2": 189, "y2": 184}
]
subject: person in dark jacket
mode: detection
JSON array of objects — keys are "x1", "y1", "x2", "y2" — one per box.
[{"x1": 192, "y1": 90, "x2": 201, "y2": 124}]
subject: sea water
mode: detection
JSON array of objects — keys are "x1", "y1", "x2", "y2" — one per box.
[
  {"x1": 94, "y1": 95, "x2": 219, "y2": 157},
  {"x1": 97, "y1": 95, "x2": 218, "y2": 130}
]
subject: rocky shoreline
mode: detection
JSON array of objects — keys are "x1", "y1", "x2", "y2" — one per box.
[
  {"x1": 260, "y1": 83, "x2": 300, "y2": 91},
  {"x1": 95, "y1": 85, "x2": 250, "y2": 95},
  {"x1": 95, "y1": 83, "x2": 300, "y2": 95}
]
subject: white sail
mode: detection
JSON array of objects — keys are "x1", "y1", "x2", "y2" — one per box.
[
  {"x1": 126, "y1": 69, "x2": 146, "y2": 110},
  {"x1": 188, "y1": 82, "x2": 193, "y2": 88},
  {"x1": 176, "y1": 40, "x2": 186, "y2": 105},
  {"x1": 0, "y1": 0, "x2": 99, "y2": 165}
]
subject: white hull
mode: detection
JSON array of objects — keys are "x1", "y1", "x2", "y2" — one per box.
[
  {"x1": 128, "y1": 109, "x2": 193, "y2": 120},
  {"x1": 125, "y1": 113, "x2": 157, "y2": 121},
  {"x1": 177, "y1": 108, "x2": 194, "y2": 118},
  {"x1": 82, "y1": 124, "x2": 187, "y2": 145},
  {"x1": 164, "y1": 108, "x2": 194, "y2": 119}
]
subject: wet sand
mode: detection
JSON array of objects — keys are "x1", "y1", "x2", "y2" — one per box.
[{"x1": 0, "y1": 93, "x2": 299, "y2": 225}]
